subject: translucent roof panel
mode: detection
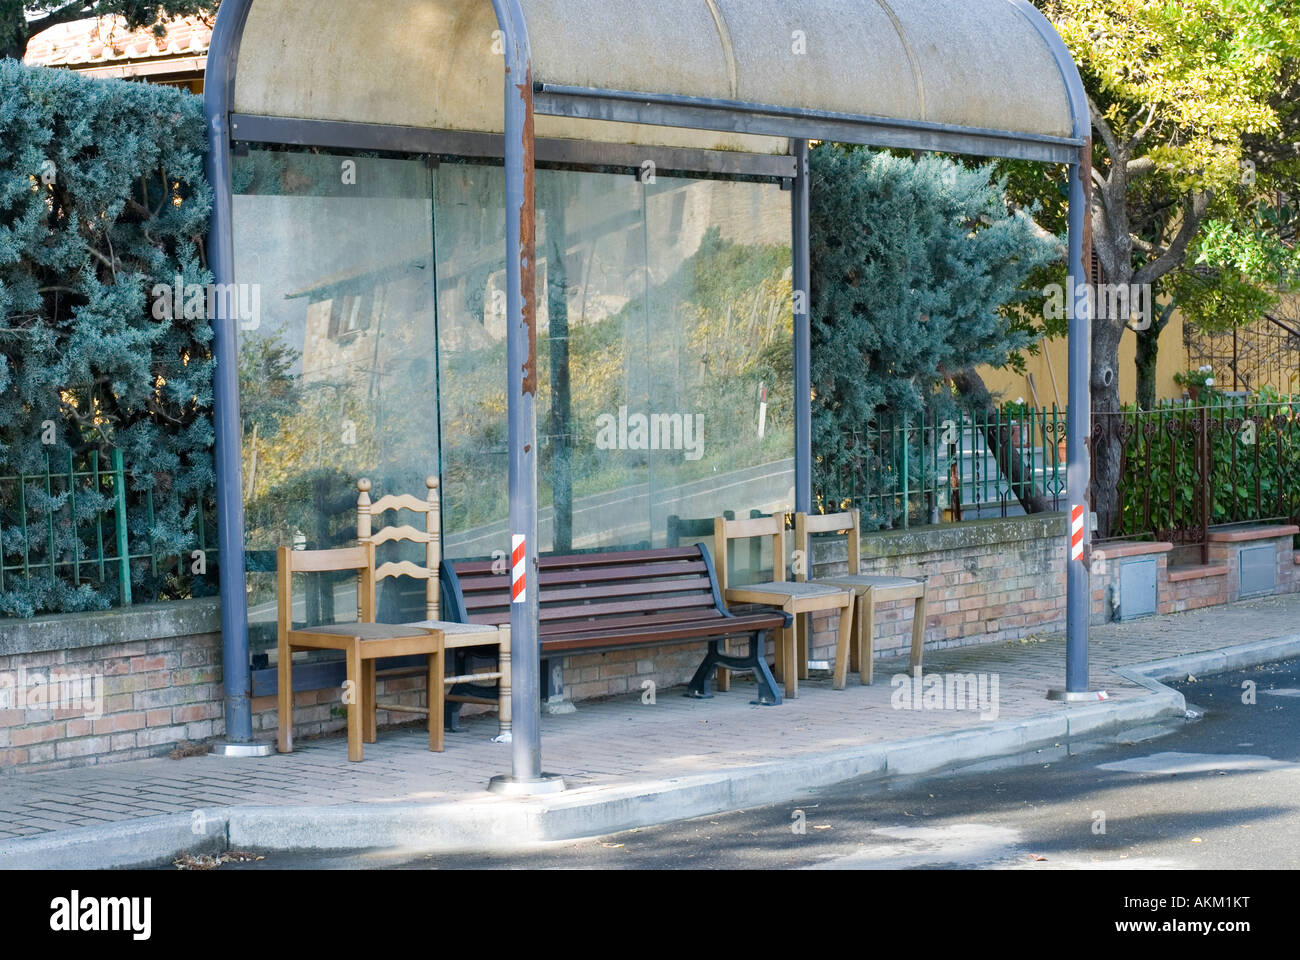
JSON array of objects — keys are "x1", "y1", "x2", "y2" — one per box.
[{"x1": 231, "y1": 0, "x2": 1077, "y2": 154}]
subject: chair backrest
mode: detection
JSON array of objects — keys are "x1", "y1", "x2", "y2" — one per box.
[
  {"x1": 277, "y1": 543, "x2": 376, "y2": 636},
  {"x1": 793, "y1": 509, "x2": 860, "y2": 582},
  {"x1": 356, "y1": 476, "x2": 441, "y2": 621},
  {"x1": 713, "y1": 513, "x2": 785, "y2": 594}
]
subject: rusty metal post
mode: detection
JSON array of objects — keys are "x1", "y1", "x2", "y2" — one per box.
[{"x1": 488, "y1": 0, "x2": 563, "y2": 795}]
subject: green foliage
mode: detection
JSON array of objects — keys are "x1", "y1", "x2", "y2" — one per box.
[
  {"x1": 809, "y1": 145, "x2": 1059, "y2": 520},
  {"x1": 1113, "y1": 395, "x2": 1300, "y2": 541},
  {"x1": 0, "y1": 60, "x2": 213, "y2": 616}
]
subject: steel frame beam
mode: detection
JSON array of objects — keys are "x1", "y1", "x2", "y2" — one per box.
[
  {"x1": 533, "y1": 84, "x2": 1084, "y2": 165},
  {"x1": 203, "y1": 0, "x2": 255, "y2": 744},
  {"x1": 228, "y1": 113, "x2": 796, "y2": 179}
]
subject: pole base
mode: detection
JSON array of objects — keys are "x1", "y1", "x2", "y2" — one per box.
[
  {"x1": 487, "y1": 773, "x2": 566, "y2": 796},
  {"x1": 208, "y1": 740, "x2": 275, "y2": 758},
  {"x1": 1046, "y1": 688, "x2": 1110, "y2": 703}
]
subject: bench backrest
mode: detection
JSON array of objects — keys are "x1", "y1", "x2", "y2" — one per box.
[{"x1": 441, "y1": 545, "x2": 727, "y2": 640}]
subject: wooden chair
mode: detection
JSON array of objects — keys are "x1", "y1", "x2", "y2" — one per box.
[
  {"x1": 276, "y1": 542, "x2": 444, "y2": 762},
  {"x1": 794, "y1": 509, "x2": 927, "y2": 687},
  {"x1": 714, "y1": 514, "x2": 853, "y2": 699},
  {"x1": 357, "y1": 477, "x2": 511, "y2": 739}
]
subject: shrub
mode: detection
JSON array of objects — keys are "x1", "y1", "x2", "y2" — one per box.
[{"x1": 0, "y1": 60, "x2": 214, "y2": 616}]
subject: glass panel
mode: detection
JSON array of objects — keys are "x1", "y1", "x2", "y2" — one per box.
[
  {"x1": 233, "y1": 147, "x2": 796, "y2": 649},
  {"x1": 641, "y1": 175, "x2": 794, "y2": 583},
  {"x1": 232, "y1": 150, "x2": 437, "y2": 654}
]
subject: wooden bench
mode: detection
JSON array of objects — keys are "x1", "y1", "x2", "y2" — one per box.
[{"x1": 440, "y1": 545, "x2": 791, "y2": 705}]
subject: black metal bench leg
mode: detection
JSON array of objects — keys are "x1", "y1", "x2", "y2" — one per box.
[
  {"x1": 685, "y1": 640, "x2": 720, "y2": 699},
  {"x1": 684, "y1": 633, "x2": 782, "y2": 705},
  {"x1": 748, "y1": 630, "x2": 783, "y2": 706}
]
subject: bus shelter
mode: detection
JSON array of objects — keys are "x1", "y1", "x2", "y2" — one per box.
[{"x1": 204, "y1": 0, "x2": 1096, "y2": 791}]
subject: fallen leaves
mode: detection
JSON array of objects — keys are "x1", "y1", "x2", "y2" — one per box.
[{"x1": 173, "y1": 850, "x2": 265, "y2": 870}]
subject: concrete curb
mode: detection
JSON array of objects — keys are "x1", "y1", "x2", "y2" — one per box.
[
  {"x1": 5, "y1": 635, "x2": 1296, "y2": 869},
  {"x1": 0, "y1": 812, "x2": 225, "y2": 870}
]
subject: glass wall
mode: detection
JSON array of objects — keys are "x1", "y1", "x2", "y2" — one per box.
[{"x1": 232, "y1": 148, "x2": 794, "y2": 645}]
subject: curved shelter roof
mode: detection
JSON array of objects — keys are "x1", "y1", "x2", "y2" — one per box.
[{"x1": 227, "y1": 0, "x2": 1086, "y2": 161}]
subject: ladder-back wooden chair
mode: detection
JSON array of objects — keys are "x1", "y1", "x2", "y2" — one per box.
[
  {"x1": 277, "y1": 542, "x2": 444, "y2": 762},
  {"x1": 714, "y1": 514, "x2": 853, "y2": 699},
  {"x1": 794, "y1": 509, "x2": 927, "y2": 686},
  {"x1": 357, "y1": 477, "x2": 511, "y2": 739}
]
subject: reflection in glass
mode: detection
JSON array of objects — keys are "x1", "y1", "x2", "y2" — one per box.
[{"x1": 233, "y1": 150, "x2": 796, "y2": 646}]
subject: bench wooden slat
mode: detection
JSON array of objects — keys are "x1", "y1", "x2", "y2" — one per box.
[
  {"x1": 452, "y1": 547, "x2": 705, "y2": 576},
  {"x1": 538, "y1": 593, "x2": 716, "y2": 621},
  {"x1": 457, "y1": 559, "x2": 708, "y2": 592},
  {"x1": 461, "y1": 575, "x2": 714, "y2": 608}
]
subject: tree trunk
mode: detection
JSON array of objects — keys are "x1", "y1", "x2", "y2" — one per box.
[
  {"x1": 950, "y1": 367, "x2": 1051, "y2": 514},
  {"x1": 1134, "y1": 302, "x2": 1175, "y2": 411},
  {"x1": 1090, "y1": 296, "x2": 1128, "y2": 539}
]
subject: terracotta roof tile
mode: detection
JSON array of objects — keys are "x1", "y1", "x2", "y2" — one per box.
[{"x1": 24, "y1": 14, "x2": 213, "y2": 69}]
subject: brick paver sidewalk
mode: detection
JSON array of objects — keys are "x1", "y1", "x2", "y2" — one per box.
[{"x1": 2, "y1": 593, "x2": 1298, "y2": 841}]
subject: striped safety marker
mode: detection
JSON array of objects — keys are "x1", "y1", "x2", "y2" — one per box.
[
  {"x1": 1070, "y1": 504, "x2": 1085, "y2": 562},
  {"x1": 511, "y1": 534, "x2": 526, "y2": 604}
]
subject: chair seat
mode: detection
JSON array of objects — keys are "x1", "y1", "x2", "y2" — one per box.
[
  {"x1": 727, "y1": 580, "x2": 847, "y2": 599},
  {"x1": 290, "y1": 622, "x2": 438, "y2": 641},
  {"x1": 817, "y1": 574, "x2": 923, "y2": 593},
  {"x1": 404, "y1": 620, "x2": 503, "y2": 647}
]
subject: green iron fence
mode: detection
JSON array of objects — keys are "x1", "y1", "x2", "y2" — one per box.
[
  {"x1": 0, "y1": 449, "x2": 217, "y2": 616},
  {"x1": 816, "y1": 406, "x2": 1070, "y2": 530},
  {"x1": 1102, "y1": 396, "x2": 1300, "y2": 560}
]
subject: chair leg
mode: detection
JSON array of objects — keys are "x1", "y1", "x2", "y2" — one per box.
[
  {"x1": 861, "y1": 589, "x2": 876, "y2": 686},
  {"x1": 909, "y1": 587, "x2": 927, "y2": 674},
  {"x1": 848, "y1": 600, "x2": 861, "y2": 677},
  {"x1": 428, "y1": 648, "x2": 445, "y2": 753},
  {"x1": 833, "y1": 596, "x2": 854, "y2": 690},
  {"x1": 277, "y1": 642, "x2": 294, "y2": 754},
  {"x1": 717, "y1": 638, "x2": 732, "y2": 692},
  {"x1": 782, "y1": 604, "x2": 799, "y2": 699},
  {"x1": 790, "y1": 613, "x2": 800, "y2": 681},
  {"x1": 497, "y1": 631, "x2": 512, "y2": 738},
  {"x1": 362, "y1": 659, "x2": 377, "y2": 743},
  {"x1": 346, "y1": 643, "x2": 363, "y2": 762}
]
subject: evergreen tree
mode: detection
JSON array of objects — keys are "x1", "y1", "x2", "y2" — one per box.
[
  {"x1": 809, "y1": 145, "x2": 1059, "y2": 524},
  {"x1": 0, "y1": 60, "x2": 213, "y2": 615}
]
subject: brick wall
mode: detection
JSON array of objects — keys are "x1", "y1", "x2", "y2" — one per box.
[
  {"x1": 0, "y1": 599, "x2": 444, "y2": 774},
  {"x1": 1, "y1": 601, "x2": 223, "y2": 773},
  {"x1": 804, "y1": 513, "x2": 1069, "y2": 664}
]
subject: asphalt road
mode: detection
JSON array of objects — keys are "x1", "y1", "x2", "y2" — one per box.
[{"x1": 226, "y1": 658, "x2": 1300, "y2": 870}]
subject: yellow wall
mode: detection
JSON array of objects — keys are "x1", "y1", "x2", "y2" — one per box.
[{"x1": 978, "y1": 312, "x2": 1187, "y2": 408}]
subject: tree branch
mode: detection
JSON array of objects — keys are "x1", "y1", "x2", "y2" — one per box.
[
  {"x1": 1134, "y1": 192, "x2": 1212, "y2": 286},
  {"x1": 1086, "y1": 93, "x2": 1123, "y2": 161},
  {"x1": 1126, "y1": 156, "x2": 1158, "y2": 177},
  {"x1": 1126, "y1": 102, "x2": 1159, "y2": 151}
]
